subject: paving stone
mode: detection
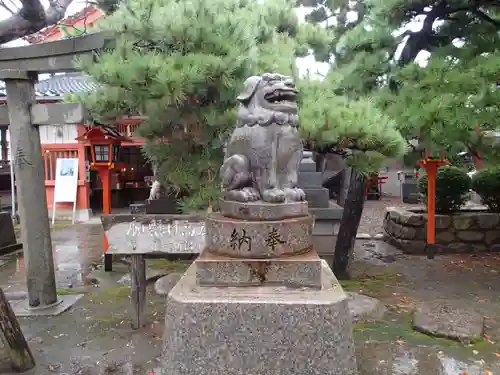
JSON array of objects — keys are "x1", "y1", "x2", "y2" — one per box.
[
  {"x1": 347, "y1": 292, "x2": 386, "y2": 322},
  {"x1": 154, "y1": 272, "x2": 183, "y2": 295},
  {"x1": 413, "y1": 301, "x2": 484, "y2": 343}
]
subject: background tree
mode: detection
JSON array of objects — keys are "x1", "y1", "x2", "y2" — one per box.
[
  {"x1": 299, "y1": 0, "x2": 500, "y2": 159},
  {"x1": 299, "y1": 76, "x2": 406, "y2": 278},
  {"x1": 378, "y1": 53, "x2": 500, "y2": 167},
  {"x1": 72, "y1": 0, "x2": 326, "y2": 211},
  {"x1": 294, "y1": 1, "x2": 500, "y2": 277}
]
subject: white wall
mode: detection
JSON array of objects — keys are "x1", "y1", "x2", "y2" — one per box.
[{"x1": 38, "y1": 124, "x2": 78, "y2": 144}]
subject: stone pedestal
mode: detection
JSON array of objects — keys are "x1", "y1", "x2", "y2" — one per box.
[
  {"x1": 159, "y1": 199, "x2": 357, "y2": 375},
  {"x1": 162, "y1": 260, "x2": 357, "y2": 375}
]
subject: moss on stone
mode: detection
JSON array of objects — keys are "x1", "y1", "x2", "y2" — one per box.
[{"x1": 353, "y1": 311, "x2": 497, "y2": 356}]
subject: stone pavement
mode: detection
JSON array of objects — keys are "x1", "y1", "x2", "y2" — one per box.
[
  {"x1": 0, "y1": 224, "x2": 498, "y2": 374},
  {"x1": 358, "y1": 196, "x2": 418, "y2": 236}
]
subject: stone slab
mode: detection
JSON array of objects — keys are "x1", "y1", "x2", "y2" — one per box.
[
  {"x1": 310, "y1": 202, "x2": 344, "y2": 220},
  {"x1": 195, "y1": 249, "x2": 322, "y2": 288},
  {"x1": 154, "y1": 272, "x2": 184, "y2": 295},
  {"x1": 0, "y1": 211, "x2": 17, "y2": 248},
  {"x1": 299, "y1": 150, "x2": 316, "y2": 172},
  {"x1": 101, "y1": 214, "x2": 205, "y2": 255},
  {"x1": 10, "y1": 294, "x2": 84, "y2": 317},
  {"x1": 303, "y1": 187, "x2": 329, "y2": 208},
  {"x1": 401, "y1": 182, "x2": 420, "y2": 204},
  {"x1": 313, "y1": 220, "x2": 340, "y2": 236},
  {"x1": 298, "y1": 171, "x2": 323, "y2": 187},
  {"x1": 313, "y1": 234, "x2": 336, "y2": 259},
  {"x1": 219, "y1": 199, "x2": 308, "y2": 221},
  {"x1": 205, "y1": 213, "x2": 313, "y2": 258},
  {"x1": 412, "y1": 301, "x2": 484, "y2": 343},
  {"x1": 161, "y1": 260, "x2": 357, "y2": 375},
  {"x1": 347, "y1": 293, "x2": 387, "y2": 323}
]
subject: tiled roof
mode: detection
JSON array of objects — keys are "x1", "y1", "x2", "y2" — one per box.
[{"x1": 0, "y1": 73, "x2": 96, "y2": 98}]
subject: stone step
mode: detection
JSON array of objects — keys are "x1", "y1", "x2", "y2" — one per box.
[
  {"x1": 313, "y1": 220, "x2": 340, "y2": 236},
  {"x1": 303, "y1": 187, "x2": 329, "y2": 208},
  {"x1": 195, "y1": 249, "x2": 322, "y2": 288},
  {"x1": 310, "y1": 202, "x2": 344, "y2": 220},
  {"x1": 299, "y1": 158, "x2": 316, "y2": 172},
  {"x1": 298, "y1": 171, "x2": 323, "y2": 188}
]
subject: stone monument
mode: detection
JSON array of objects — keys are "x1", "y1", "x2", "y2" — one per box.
[
  {"x1": 0, "y1": 211, "x2": 22, "y2": 255},
  {"x1": 159, "y1": 73, "x2": 358, "y2": 375},
  {"x1": 298, "y1": 151, "x2": 343, "y2": 263}
]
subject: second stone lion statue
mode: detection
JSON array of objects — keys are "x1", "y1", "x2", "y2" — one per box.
[{"x1": 220, "y1": 73, "x2": 305, "y2": 203}]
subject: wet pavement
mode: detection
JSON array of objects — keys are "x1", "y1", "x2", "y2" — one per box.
[
  {"x1": 0, "y1": 224, "x2": 499, "y2": 374},
  {"x1": 358, "y1": 196, "x2": 419, "y2": 236}
]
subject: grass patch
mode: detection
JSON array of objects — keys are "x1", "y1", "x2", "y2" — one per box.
[
  {"x1": 353, "y1": 312, "x2": 495, "y2": 353},
  {"x1": 86, "y1": 286, "x2": 131, "y2": 304},
  {"x1": 147, "y1": 259, "x2": 190, "y2": 273},
  {"x1": 56, "y1": 288, "x2": 83, "y2": 295},
  {"x1": 353, "y1": 319, "x2": 460, "y2": 348},
  {"x1": 340, "y1": 271, "x2": 401, "y2": 297}
]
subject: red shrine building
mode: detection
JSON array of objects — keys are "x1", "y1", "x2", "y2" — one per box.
[{"x1": 0, "y1": 5, "x2": 154, "y2": 221}]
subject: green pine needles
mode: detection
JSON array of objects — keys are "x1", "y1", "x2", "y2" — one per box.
[
  {"x1": 74, "y1": 0, "x2": 314, "y2": 212},
  {"x1": 298, "y1": 78, "x2": 406, "y2": 175}
]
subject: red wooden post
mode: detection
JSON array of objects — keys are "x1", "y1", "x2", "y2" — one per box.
[
  {"x1": 98, "y1": 167, "x2": 112, "y2": 215},
  {"x1": 419, "y1": 155, "x2": 449, "y2": 259}
]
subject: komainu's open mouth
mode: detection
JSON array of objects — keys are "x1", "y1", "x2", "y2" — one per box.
[{"x1": 264, "y1": 89, "x2": 297, "y2": 104}]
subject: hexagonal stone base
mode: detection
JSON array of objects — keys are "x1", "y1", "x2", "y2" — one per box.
[
  {"x1": 412, "y1": 301, "x2": 484, "y2": 343},
  {"x1": 205, "y1": 213, "x2": 313, "y2": 258},
  {"x1": 219, "y1": 199, "x2": 309, "y2": 221}
]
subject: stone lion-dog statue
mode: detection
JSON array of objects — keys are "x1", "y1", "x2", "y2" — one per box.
[{"x1": 220, "y1": 73, "x2": 306, "y2": 203}]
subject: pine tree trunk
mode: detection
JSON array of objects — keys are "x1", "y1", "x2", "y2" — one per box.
[{"x1": 333, "y1": 169, "x2": 366, "y2": 280}]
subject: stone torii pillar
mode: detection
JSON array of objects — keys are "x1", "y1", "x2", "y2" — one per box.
[{"x1": 0, "y1": 70, "x2": 86, "y2": 309}]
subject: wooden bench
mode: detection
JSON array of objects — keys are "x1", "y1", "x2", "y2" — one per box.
[{"x1": 101, "y1": 214, "x2": 205, "y2": 329}]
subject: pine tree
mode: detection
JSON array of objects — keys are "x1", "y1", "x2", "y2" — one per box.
[
  {"x1": 300, "y1": 0, "x2": 500, "y2": 159},
  {"x1": 298, "y1": 76, "x2": 406, "y2": 278},
  {"x1": 295, "y1": 0, "x2": 500, "y2": 276},
  {"x1": 72, "y1": 0, "x2": 323, "y2": 212}
]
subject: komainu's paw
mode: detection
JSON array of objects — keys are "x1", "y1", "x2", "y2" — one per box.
[
  {"x1": 283, "y1": 187, "x2": 306, "y2": 202},
  {"x1": 225, "y1": 187, "x2": 260, "y2": 202},
  {"x1": 241, "y1": 187, "x2": 260, "y2": 201},
  {"x1": 262, "y1": 188, "x2": 286, "y2": 203}
]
